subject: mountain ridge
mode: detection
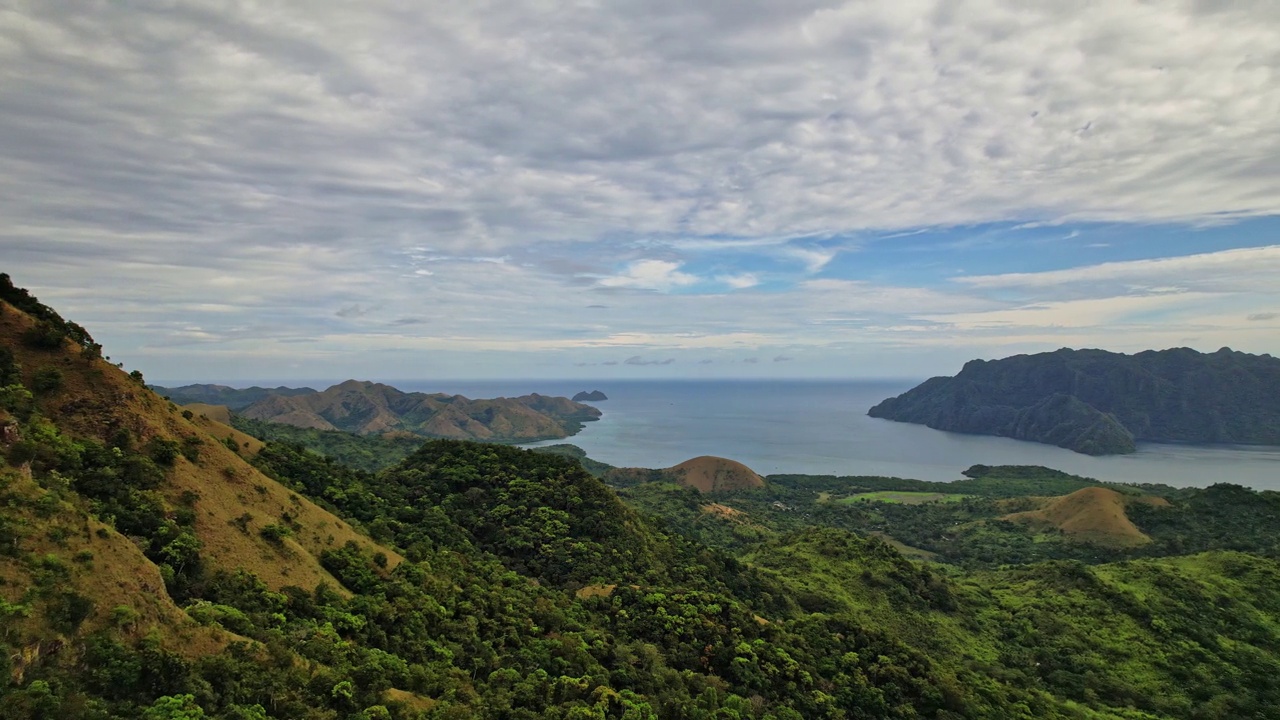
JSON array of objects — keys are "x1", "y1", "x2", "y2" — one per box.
[
  {"x1": 868, "y1": 346, "x2": 1280, "y2": 455},
  {"x1": 157, "y1": 379, "x2": 602, "y2": 443}
]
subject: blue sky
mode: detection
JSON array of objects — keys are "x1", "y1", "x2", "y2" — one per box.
[{"x1": 2, "y1": 1, "x2": 1279, "y2": 384}]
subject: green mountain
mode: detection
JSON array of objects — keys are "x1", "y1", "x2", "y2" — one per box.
[
  {"x1": 5, "y1": 276, "x2": 1280, "y2": 719},
  {"x1": 868, "y1": 347, "x2": 1280, "y2": 455},
  {"x1": 156, "y1": 380, "x2": 602, "y2": 444},
  {"x1": 153, "y1": 383, "x2": 318, "y2": 410}
]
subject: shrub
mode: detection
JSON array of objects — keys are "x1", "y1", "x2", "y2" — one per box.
[
  {"x1": 31, "y1": 366, "x2": 63, "y2": 395},
  {"x1": 21, "y1": 321, "x2": 65, "y2": 349},
  {"x1": 47, "y1": 590, "x2": 94, "y2": 633},
  {"x1": 147, "y1": 438, "x2": 181, "y2": 466},
  {"x1": 259, "y1": 524, "x2": 292, "y2": 544}
]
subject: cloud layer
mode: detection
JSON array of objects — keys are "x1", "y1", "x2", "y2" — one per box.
[{"x1": 2, "y1": 1, "x2": 1279, "y2": 380}]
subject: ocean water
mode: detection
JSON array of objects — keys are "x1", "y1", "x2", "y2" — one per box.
[{"x1": 388, "y1": 379, "x2": 1280, "y2": 491}]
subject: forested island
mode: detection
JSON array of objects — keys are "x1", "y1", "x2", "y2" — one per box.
[
  {"x1": 868, "y1": 347, "x2": 1280, "y2": 455},
  {"x1": 4, "y1": 275, "x2": 1280, "y2": 719}
]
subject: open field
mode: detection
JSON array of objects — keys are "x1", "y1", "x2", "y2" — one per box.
[{"x1": 839, "y1": 491, "x2": 968, "y2": 505}]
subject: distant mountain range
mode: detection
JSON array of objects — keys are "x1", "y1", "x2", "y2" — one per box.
[
  {"x1": 868, "y1": 347, "x2": 1280, "y2": 455},
  {"x1": 153, "y1": 380, "x2": 601, "y2": 443}
]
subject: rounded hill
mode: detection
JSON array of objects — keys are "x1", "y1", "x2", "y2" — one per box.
[{"x1": 667, "y1": 456, "x2": 765, "y2": 493}]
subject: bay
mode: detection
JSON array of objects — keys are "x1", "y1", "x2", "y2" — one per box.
[{"x1": 391, "y1": 379, "x2": 1280, "y2": 491}]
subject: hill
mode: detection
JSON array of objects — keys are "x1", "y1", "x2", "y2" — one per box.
[
  {"x1": 666, "y1": 456, "x2": 766, "y2": 493},
  {"x1": 0, "y1": 277, "x2": 401, "y2": 608},
  {"x1": 572, "y1": 390, "x2": 608, "y2": 401},
  {"x1": 219, "y1": 380, "x2": 601, "y2": 442},
  {"x1": 868, "y1": 346, "x2": 1280, "y2": 454},
  {"x1": 180, "y1": 402, "x2": 232, "y2": 424},
  {"x1": 605, "y1": 455, "x2": 766, "y2": 493},
  {"x1": 1002, "y1": 486, "x2": 1170, "y2": 547},
  {"x1": 151, "y1": 383, "x2": 315, "y2": 410}
]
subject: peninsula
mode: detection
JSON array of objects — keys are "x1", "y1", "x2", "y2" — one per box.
[{"x1": 868, "y1": 347, "x2": 1280, "y2": 455}]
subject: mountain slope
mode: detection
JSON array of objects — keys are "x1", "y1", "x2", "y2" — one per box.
[
  {"x1": 1, "y1": 288, "x2": 401, "y2": 597},
  {"x1": 868, "y1": 347, "x2": 1280, "y2": 454},
  {"x1": 213, "y1": 379, "x2": 602, "y2": 442}
]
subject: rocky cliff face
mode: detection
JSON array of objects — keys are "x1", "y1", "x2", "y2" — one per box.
[{"x1": 869, "y1": 347, "x2": 1280, "y2": 455}]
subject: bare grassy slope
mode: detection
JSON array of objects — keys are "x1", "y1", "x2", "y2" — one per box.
[
  {"x1": 666, "y1": 456, "x2": 765, "y2": 493},
  {"x1": 1004, "y1": 486, "x2": 1169, "y2": 547},
  {"x1": 0, "y1": 467, "x2": 231, "y2": 665},
  {"x1": 1, "y1": 301, "x2": 401, "y2": 595}
]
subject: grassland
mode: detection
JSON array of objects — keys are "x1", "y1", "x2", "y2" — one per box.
[{"x1": 837, "y1": 490, "x2": 968, "y2": 504}]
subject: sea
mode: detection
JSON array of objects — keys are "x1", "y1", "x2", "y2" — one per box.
[{"x1": 378, "y1": 379, "x2": 1280, "y2": 492}]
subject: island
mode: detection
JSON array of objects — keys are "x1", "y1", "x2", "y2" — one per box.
[
  {"x1": 868, "y1": 347, "x2": 1280, "y2": 455},
  {"x1": 572, "y1": 389, "x2": 608, "y2": 402}
]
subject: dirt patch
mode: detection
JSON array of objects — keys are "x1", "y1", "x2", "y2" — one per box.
[
  {"x1": 700, "y1": 503, "x2": 746, "y2": 520},
  {"x1": 576, "y1": 584, "x2": 618, "y2": 599},
  {"x1": 385, "y1": 688, "x2": 436, "y2": 713}
]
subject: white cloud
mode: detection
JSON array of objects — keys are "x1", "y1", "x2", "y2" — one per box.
[
  {"x1": 716, "y1": 273, "x2": 760, "y2": 289},
  {"x1": 598, "y1": 260, "x2": 699, "y2": 291},
  {"x1": 921, "y1": 293, "x2": 1218, "y2": 330},
  {"x1": 4, "y1": 1, "x2": 1280, "y2": 379},
  {"x1": 955, "y1": 246, "x2": 1280, "y2": 295}
]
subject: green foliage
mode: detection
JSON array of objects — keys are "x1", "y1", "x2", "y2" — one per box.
[
  {"x1": 147, "y1": 437, "x2": 182, "y2": 466},
  {"x1": 30, "y1": 366, "x2": 62, "y2": 395},
  {"x1": 142, "y1": 694, "x2": 207, "y2": 719},
  {"x1": 0, "y1": 384, "x2": 35, "y2": 420},
  {"x1": 45, "y1": 589, "x2": 94, "y2": 633},
  {"x1": 258, "y1": 523, "x2": 292, "y2": 544},
  {"x1": 0, "y1": 347, "x2": 20, "y2": 386},
  {"x1": 233, "y1": 416, "x2": 425, "y2": 472}
]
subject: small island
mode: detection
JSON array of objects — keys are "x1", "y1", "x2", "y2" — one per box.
[
  {"x1": 868, "y1": 347, "x2": 1280, "y2": 455},
  {"x1": 572, "y1": 389, "x2": 608, "y2": 402}
]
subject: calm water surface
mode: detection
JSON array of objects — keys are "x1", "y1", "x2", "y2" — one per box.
[{"x1": 390, "y1": 379, "x2": 1280, "y2": 491}]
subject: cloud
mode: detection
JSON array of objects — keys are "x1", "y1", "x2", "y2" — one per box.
[
  {"x1": 743, "y1": 357, "x2": 759, "y2": 364},
  {"x1": 4, "y1": 1, "x2": 1280, "y2": 380},
  {"x1": 955, "y1": 246, "x2": 1280, "y2": 295},
  {"x1": 716, "y1": 273, "x2": 759, "y2": 289},
  {"x1": 1248, "y1": 312, "x2": 1277, "y2": 321},
  {"x1": 599, "y1": 260, "x2": 698, "y2": 292},
  {"x1": 773, "y1": 355, "x2": 792, "y2": 362},
  {"x1": 336, "y1": 304, "x2": 377, "y2": 318},
  {"x1": 786, "y1": 247, "x2": 838, "y2": 273},
  {"x1": 624, "y1": 356, "x2": 675, "y2": 366}
]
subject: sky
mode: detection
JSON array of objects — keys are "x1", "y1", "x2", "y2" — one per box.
[{"x1": 2, "y1": 0, "x2": 1279, "y2": 385}]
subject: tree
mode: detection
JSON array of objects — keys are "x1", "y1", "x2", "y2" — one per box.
[{"x1": 143, "y1": 695, "x2": 207, "y2": 719}]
